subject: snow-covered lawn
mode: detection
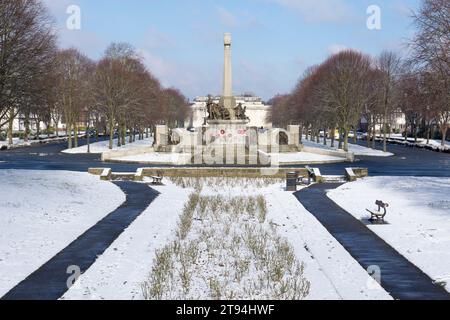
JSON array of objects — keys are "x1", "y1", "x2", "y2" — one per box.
[
  {"x1": 302, "y1": 137, "x2": 394, "y2": 157},
  {"x1": 62, "y1": 182, "x2": 191, "y2": 300},
  {"x1": 0, "y1": 170, "x2": 125, "y2": 297},
  {"x1": 115, "y1": 151, "x2": 345, "y2": 165},
  {"x1": 0, "y1": 134, "x2": 73, "y2": 149},
  {"x1": 115, "y1": 152, "x2": 192, "y2": 165},
  {"x1": 63, "y1": 177, "x2": 390, "y2": 300},
  {"x1": 62, "y1": 136, "x2": 154, "y2": 154},
  {"x1": 328, "y1": 177, "x2": 450, "y2": 292},
  {"x1": 273, "y1": 152, "x2": 344, "y2": 164},
  {"x1": 386, "y1": 134, "x2": 450, "y2": 151},
  {"x1": 0, "y1": 138, "x2": 32, "y2": 148}
]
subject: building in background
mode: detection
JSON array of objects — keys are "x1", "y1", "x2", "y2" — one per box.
[{"x1": 187, "y1": 95, "x2": 272, "y2": 129}]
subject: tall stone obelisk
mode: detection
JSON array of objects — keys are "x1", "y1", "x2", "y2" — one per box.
[{"x1": 220, "y1": 33, "x2": 236, "y2": 119}]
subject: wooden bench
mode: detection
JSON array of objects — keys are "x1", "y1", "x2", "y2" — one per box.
[
  {"x1": 300, "y1": 166, "x2": 315, "y2": 185},
  {"x1": 366, "y1": 200, "x2": 389, "y2": 222},
  {"x1": 150, "y1": 176, "x2": 163, "y2": 185}
]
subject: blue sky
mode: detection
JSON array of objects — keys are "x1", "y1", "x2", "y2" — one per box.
[{"x1": 43, "y1": 0, "x2": 420, "y2": 100}]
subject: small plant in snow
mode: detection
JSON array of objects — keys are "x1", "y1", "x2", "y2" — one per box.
[{"x1": 141, "y1": 178, "x2": 310, "y2": 300}]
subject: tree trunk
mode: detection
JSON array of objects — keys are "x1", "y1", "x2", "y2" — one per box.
[
  {"x1": 7, "y1": 109, "x2": 14, "y2": 146},
  {"x1": 36, "y1": 120, "x2": 41, "y2": 140},
  {"x1": 405, "y1": 123, "x2": 408, "y2": 142},
  {"x1": 74, "y1": 123, "x2": 78, "y2": 148},
  {"x1": 343, "y1": 128, "x2": 349, "y2": 152},
  {"x1": 331, "y1": 127, "x2": 335, "y2": 148},
  {"x1": 121, "y1": 124, "x2": 126, "y2": 146},
  {"x1": 338, "y1": 129, "x2": 343, "y2": 150},
  {"x1": 86, "y1": 121, "x2": 91, "y2": 154},
  {"x1": 24, "y1": 112, "x2": 30, "y2": 143},
  {"x1": 323, "y1": 129, "x2": 327, "y2": 146},
  {"x1": 383, "y1": 118, "x2": 387, "y2": 153},
  {"x1": 414, "y1": 124, "x2": 418, "y2": 143},
  {"x1": 54, "y1": 119, "x2": 59, "y2": 138},
  {"x1": 442, "y1": 126, "x2": 448, "y2": 147},
  {"x1": 109, "y1": 119, "x2": 114, "y2": 150},
  {"x1": 68, "y1": 123, "x2": 73, "y2": 149}
]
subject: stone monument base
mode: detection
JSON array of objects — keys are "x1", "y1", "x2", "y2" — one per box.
[{"x1": 205, "y1": 120, "x2": 250, "y2": 146}]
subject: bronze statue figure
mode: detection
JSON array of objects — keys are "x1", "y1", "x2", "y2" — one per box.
[
  {"x1": 207, "y1": 98, "x2": 249, "y2": 121},
  {"x1": 234, "y1": 103, "x2": 249, "y2": 121},
  {"x1": 206, "y1": 97, "x2": 222, "y2": 120}
]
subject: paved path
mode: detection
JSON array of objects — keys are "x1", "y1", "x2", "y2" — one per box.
[
  {"x1": 1, "y1": 138, "x2": 450, "y2": 176},
  {"x1": 295, "y1": 183, "x2": 450, "y2": 300},
  {"x1": 1, "y1": 181, "x2": 159, "y2": 300}
]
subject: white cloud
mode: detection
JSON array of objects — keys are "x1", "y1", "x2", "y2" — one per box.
[
  {"x1": 217, "y1": 7, "x2": 239, "y2": 28},
  {"x1": 268, "y1": 0, "x2": 354, "y2": 23},
  {"x1": 137, "y1": 49, "x2": 174, "y2": 86},
  {"x1": 42, "y1": 0, "x2": 74, "y2": 16},
  {"x1": 328, "y1": 43, "x2": 347, "y2": 54},
  {"x1": 142, "y1": 27, "x2": 176, "y2": 50},
  {"x1": 138, "y1": 48, "x2": 221, "y2": 98}
]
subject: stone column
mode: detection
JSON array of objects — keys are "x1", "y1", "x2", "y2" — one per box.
[
  {"x1": 287, "y1": 125, "x2": 300, "y2": 147},
  {"x1": 155, "y1": 125, "x2": 169, "y2": 149},
  {"x1": 221, "y1": 33, "x2": 236, "y2": 118}
]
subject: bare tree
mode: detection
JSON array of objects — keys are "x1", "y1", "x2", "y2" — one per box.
[
  {"x1": 374, "y1": 51, "x2": 403, "y2": 152},
  {"x1": 410, "y1": 0, "x2": 450, "y2": 146},
  {"x1": 94, "y1": 43, "x2": 164, "y2": 149},
  {"x1": 55, "y1": 49, "x2": 94, "y2": 149},
  {"x1": 321, "y1": 50, "x2": 372, "y2": 151},
  {"x1": 0, "y1": 0, "x2": 57, "y2": 145}
]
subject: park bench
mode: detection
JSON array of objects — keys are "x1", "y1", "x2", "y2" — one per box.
[
  {"x1": 150, "y1": 171, "x2": 164, "y2": 185},
  {"x1": 366, "y1": 200, "x2": 389, "y2": 222},
  {"x1": 301, "y1": 166, "x2": 315, "y2": 185},
  {"x1": 150, "y1": 176, "x2": 163, "y2": 185}
]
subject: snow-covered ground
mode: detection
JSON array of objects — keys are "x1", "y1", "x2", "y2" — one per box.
[
  {"x1": 385, "y1": 134, "x2": 450, "y2": 151},
  {"x1": 115, "y1": 152, "x2": 192, "y2": 165},
  {"x1": 328, "y1": 177, "x2": 450, "y2": 292},
  {"x1": 0, "y1": 138, "x2": 30, "y2": 148},
  {"x1": 63, "y1": 178, "x2": 390, "y2": 300},
  {"x1": 0, "y1": 134, "x2": 74, "y2": 149},
  {"x1": 62, "y1": 136, "x2": 154, "y2": 154},
  {"x1": 62, "y1": 182, "x2": 192, "y2": 300},
  {"x1": 273, "y1": 152, "x2": 344, "y2": 164},
  {"x1": 0, "y1": 170, "x2": 125, "y2": 297},
  {"x1": 115, "y1": 151, "x2": 345, "y2": 165},
  {"x1": 302, "y1": 137, "x2": 394, "y2": 157}
]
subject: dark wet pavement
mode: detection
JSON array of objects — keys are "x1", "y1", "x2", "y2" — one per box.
[
  {"x1": 1, "y1": 138, "x2": 449, "y2": 177},
  {"x1": 295, "y1": 184, "x2": 450, "y2": 300},
  {"x1": 1, "y1": 138, "x2": 449, "y2": 300},
  {"x1": 1, "y1": 182, "x2": 159, "y2": 300}
]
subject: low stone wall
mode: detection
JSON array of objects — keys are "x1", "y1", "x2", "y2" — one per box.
[
  {"x1": 101, "y1": 146, "x2": 154, "y2": 161},
  {"x1": 141, "y1": 167, "x2": 310, "y2": 179},
  {"x1": 351, "y1": 167, "x2": 369, "y2": 178},
  {"x1": 345, "y1": 168, "x2": 357, "y2": 182},
  {"x1": 302, "y1": 145, "x2": 354, "y2": 162},
  {"x1": 88, "y1": 167, "x2": 311, "y2": 179}
]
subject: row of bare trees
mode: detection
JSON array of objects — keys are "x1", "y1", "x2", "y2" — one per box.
[
  {"x1": 0, "y1": 0, "x2": 189, "y2": 150},
  {"x1": 270, "y1": 0, "x2": 449, "y2": 151},
  {"x1": 0, "y1": 0, "x2": 57, "y2": 145}
]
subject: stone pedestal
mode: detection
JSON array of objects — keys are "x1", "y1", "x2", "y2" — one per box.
[
  {"x1": 205, "y1": 120, "x2": 249, "y2": 146},
  {"x1": 155, "y1": 125, "x2": 169, "y2": 148},
  {"x1": 287, "y1": 125, "x2": 300, "y2": 147}
]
